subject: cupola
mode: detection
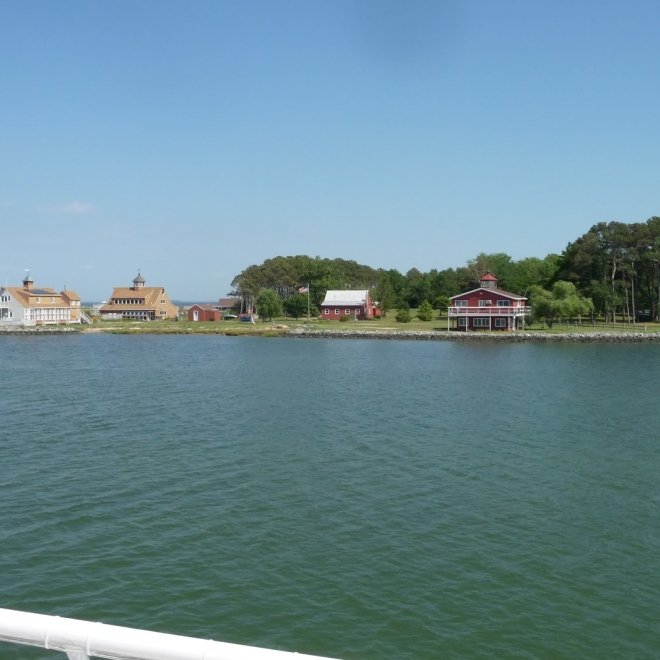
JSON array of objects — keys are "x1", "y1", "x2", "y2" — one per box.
[
  {"x1": 480, "y1": 273, "x2": 498, "y2": 289},
  {"x1": 132, "y1": 271, "x2": 145, "y2": 289}
]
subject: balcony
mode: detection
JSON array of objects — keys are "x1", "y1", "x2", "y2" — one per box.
[{"x1": 448, "y1": 305, "x2": 531, "y2": 316}]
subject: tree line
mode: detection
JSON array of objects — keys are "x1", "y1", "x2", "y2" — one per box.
[{"x1": 230, "y1": 217, "x2": 660, "y2": 322}]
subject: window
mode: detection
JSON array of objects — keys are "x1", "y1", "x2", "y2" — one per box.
[
  {"x1": 479, "y1": 300, "x2": 492, "y2": 306},
  {"x1": 497, "y1": 300, "x2": 511, "y2": 307},
  {"x1": 345, "y1": 308, "x2": 351, "y2": 314},
  {"x1": 334, "y1": 308, "x2": 339, "y2": 315},
  {"x1": 495, "y1": 318, "x2": 507, "y2": 328},
  {"x1": 474, "y1": 317, "x2": 490, "y2": 328},
  {"x1": 455, "y1": 300, "x2": 468, "y2": 307},
  {"x1": 458, "y1": 317, "x2": 467, "y2": 327},
  {"x1": 324, "y1": 308, "x2": 330, "y2": 315}
]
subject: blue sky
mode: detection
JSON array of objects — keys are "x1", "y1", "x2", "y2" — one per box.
[{"x1": 2, "y1": 0, "x2": 660, "y2": 300}]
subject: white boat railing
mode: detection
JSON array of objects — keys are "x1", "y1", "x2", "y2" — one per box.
[{"x1": 0, "y1": 608, "x2": 338, "y2": 660}]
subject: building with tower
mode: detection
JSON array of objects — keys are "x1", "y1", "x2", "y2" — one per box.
[
  {"x1": 0, "y1": 273, "x2": 82, "y2": 326},
  {"x1": 447, "y1": 273, "x2": 530, "y2": 331},
  {"x1": 99, "y1": 271, "x2": 178, "y2": 320}
]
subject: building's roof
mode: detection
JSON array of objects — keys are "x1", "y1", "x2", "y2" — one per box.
[
  {"x1": 321, "y1": 290, "x2": 369, "y2": 306},
  {"x1": 100, "y1": 286, "x2": 173, "y2": 312},
  {"x1": 133, "y1": 271, "x2": 145, "y2": 284},
  {"x1": 450, "y1": 286, "x2": 526, "y2": 301},
  {"x1": 189, "y1": 304, "x2": 218, "y2": 312},
  {"x1": 480, "y1": 273, "x2": 498, "y2": 281},
  {"x1": 27, "y1": 287, "x2": 57, "y2": 295},
  {"x1": 217, "y1": 297, "x2": 239, "y2": 308},
  {"x1": 4, "y1": 285, "x2": 79, "y2": 308},
  {"x1": 61, "y1": 290, "x2": 81, "y2": 301}
]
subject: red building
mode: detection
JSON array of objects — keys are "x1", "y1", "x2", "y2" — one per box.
[
  {"x1": 320, "y1": 290, "x2": 374, "y2": 320},
  {"x1": 447, "y1": 273, "x2": 530, "y2": 331},
  {"x1": 188, "y1": 304, "x2": 221, "y2": 322}
]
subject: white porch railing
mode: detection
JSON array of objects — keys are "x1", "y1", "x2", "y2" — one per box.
[
  {"x1": 0, "y1": 608, "x2": 339, "y2": 660},
  {"x1": 447, "y1": 306, "x2": 531, "y2": 316}
]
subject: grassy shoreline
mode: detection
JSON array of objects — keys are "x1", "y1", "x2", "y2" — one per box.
[
  {"x1": 84, "y1": 315, "x2": 660, "y2": 334},
  {"x1": 4, "y1": 315, "x2": 660, "y2": 340}
]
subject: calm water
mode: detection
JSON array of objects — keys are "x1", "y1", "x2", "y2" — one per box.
[{"x1": 1, "y1": 335, "x2": 659, "y2": 659}]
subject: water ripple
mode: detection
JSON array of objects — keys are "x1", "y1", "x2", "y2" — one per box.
[{"x1": 2, "y1": 337, "x2": 660, "y2": 658}]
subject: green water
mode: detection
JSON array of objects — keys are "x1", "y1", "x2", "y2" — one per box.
[{"x1": 1, "y1": 335, "x2": 659, "y2": 658}]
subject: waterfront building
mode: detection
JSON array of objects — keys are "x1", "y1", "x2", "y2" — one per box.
[
  {"x1": 0, "y1": 273, "x2": 81, "y2": 325},
  {"x1": 216, "y1": 297, "x2": 240, "y2": 313},
  {"x1": 187, "y1": 304, "x2": 221, "y2": 321},
  {"x1": 447, "y1": 273, "x2": 530, "y2": 331},
  {"x1": 100, "y1": 271, "x2": 178, "y2": 320},
  {"x1": 320, "y1": 290, "x2": 373, "y2": 320}
]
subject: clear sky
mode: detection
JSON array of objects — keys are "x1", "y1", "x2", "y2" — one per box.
[{"x1": 2, "y1": 0, "x2": 660, "y2": 301}]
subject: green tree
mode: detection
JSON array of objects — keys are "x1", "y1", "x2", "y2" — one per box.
[
  {"x1": 232, "y1": 255, "x2": 380, "y2": 309},
  {"x1": 467, "y1": 253, "x2": 513, "y2": 288},
  {"x1": 432, "y1": 294, "x2": 450, "y2": 311},
  {"x1": 372, "y1": 272, "x2": 395, "y2": 316},
  {"x1": 506, "y1": 255, "x2": 560, "y2": 294},
  {"x1": 255, "y1": 289, "x2": 282, "y2": 322},
  {"x1": 529, "y1": 281, "x2": 593, "y2": 328},
  {"x1": 417, "y1": 300, "x2": 434, "y2": 321},
  {"x1": 283, "y1": 294, "x2": 309, "y2": 319},
  {"x1": 403, "y1": 268, "x2": 432, "y2": 308},
  {"x1": 555, "y1": 218, "x2": 660, "y2": 320}
]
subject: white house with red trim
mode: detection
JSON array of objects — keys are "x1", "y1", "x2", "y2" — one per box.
[
  {"x1": 447, "y1": 273, "x2": 530, "y2": 331},
  {"x1": 320, "y1": 290, "x2": 373, "y2": 320}
]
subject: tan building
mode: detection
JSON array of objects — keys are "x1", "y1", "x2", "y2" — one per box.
[
  {"x1": 0, "y1": 274, "x2": 82, "y2": 325},
  {"x1": 100, "y1": 272, "x2": 178, "y2": 320}
]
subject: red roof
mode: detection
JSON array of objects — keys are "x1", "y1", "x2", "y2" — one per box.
[{"x1": 481, "y1": 273, "x2": 497, "y2": 281}]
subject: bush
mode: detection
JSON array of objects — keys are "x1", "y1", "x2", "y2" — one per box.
[
  {"x1": 395, "y1": 308, "x2": 412, "y2": 323},
  {"x1": 339, "y1": 315, "x2": 350, "y2": 322},
  {"x1": 417, "y1": 301, "x2": 434, "y2": 321}
]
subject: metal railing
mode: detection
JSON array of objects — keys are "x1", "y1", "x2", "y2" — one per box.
[
  {"x1": 0, "y1": 608, "x2": 338, "y2": 660},
  {"x1": 447, "y1": 306, "x2": 531, "y2": 315}
]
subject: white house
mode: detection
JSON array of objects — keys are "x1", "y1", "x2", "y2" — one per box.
[{"x1": 0, "y1": 274, "x2": 82, "y2": 326}]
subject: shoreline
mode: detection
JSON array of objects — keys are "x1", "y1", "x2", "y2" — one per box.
[
  {"x1": 3, "y1": 324, "x2": 660, "y2": 342},
  {"x1": 287, "y1": 328, "x2": 660, "y2": 342}
]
